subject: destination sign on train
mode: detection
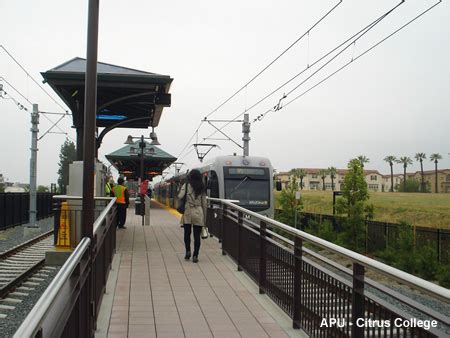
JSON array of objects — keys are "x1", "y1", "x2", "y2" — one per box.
[{"x1": 228, "y1": 168, "x2": 265, "y2": 175}]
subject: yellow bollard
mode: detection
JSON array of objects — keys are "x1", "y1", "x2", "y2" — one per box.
[{"x1": 56, "y1": 202, "x2": 71, "y2": 249}]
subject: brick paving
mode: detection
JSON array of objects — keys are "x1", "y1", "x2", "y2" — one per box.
[{"x1": 101, "y1": 201, "x2": 295, "y2": 338}]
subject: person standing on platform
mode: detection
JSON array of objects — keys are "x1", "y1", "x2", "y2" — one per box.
[
  {"x1": 105, "y1": 179, "x2": 115, "y2": 197},
  {"x1": 178, "y1": 169, "x2": 207, "y2": 263},
  {"x1": 114, "y1": 177, "x2": 129, "y2": 229}
]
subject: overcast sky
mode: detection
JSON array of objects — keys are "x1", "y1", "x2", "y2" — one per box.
[{"x1": 1, "y1": 0, "x2": 449, "y2": 186}]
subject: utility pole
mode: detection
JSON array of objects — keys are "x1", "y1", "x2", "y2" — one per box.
[
  {"x1": 28, "y1": 104, "x2": 39, "y2": 228},
  {"x1": 242, "y1": 113, "x2": 250, "y2": 157},
  {"x1": 82, "y1": 0, "x2": 100, "y2": 240}
]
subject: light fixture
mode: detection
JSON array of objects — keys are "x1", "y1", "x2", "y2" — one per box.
[
  {"x1": 149, "y1": 127, "x2": 161, "y2": 145},
  {"x1": 124, "y1": 135, "x2": 134, "y2": 145}
]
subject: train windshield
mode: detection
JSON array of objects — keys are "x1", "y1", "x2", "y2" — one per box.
[{"x1": 223, "y1": 167, "x2": 270, "y2": 209}]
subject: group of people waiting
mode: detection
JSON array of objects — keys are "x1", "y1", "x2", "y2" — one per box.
[{"x1": 105, "y1": 177, "x2": 129, "y2": 229}]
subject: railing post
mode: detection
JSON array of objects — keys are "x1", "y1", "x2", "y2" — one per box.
[
  {"x1": 259, "y1": 220, "x2": 267, "y2": 294},
  {"x1": 53, "y1": 199, "x2": 62, "y2": 245},
  {"x1": 237, "y1": 210, "x2": 243, "y2": 271},
  {"x1": 222, "y1": 204, "x2": 227, "y2": 256},
  {"x1": 293, "y1": 235, "x2": 303, "y2": 329},
  {"x1": 351, "y1": 263, "x2": 365, "y2": 337},
  {"x1": 437, "y1": 228, "x2": 441, "y2": 263}
]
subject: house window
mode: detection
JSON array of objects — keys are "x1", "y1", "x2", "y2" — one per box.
[
  {"x1": 309, "y1": 183, "x2": 320, "y2": 190},
  {"x1": 311, "y1": 174, "x2": 317, "y2": 179},
  {"x1": 325, "y1": 183, "x2": 333, "y2": 189},
  {"x1": 370, "y1": 175, "x2": 377, "y2": 181},
  {"x1": 368, "y1": 184, "x2": 379, "y2": 191}
]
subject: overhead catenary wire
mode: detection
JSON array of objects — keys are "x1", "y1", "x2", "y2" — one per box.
[
  {"x1": 202, "y1": 0, "x2": 404, "y2": 141},
  {"x1": 177, "y1": 1, "x2": 343, "y2": 161},
  {"x1": 0, "y1": 45, "x2": 69, "y2": 113},
  {"x1": 278, "y1": 0, "x2": 442, "y2": 113},
  {"x1": 0, "y1": 75, "x2": 74, "y2": 141},
  {"x1": 202, "y1": 0, "x2": 342, "y2": 121}
]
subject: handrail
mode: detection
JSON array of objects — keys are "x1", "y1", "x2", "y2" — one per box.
[
  {"x1": 53, "y1": 195, "x2": 114, "y2": 201},
  {"x1": 93, "y1": 197, "x2": 116, "y2": 233},
  {"x1": 14, "y1": 237, "x2": 91, "y2": 338},
  {"x1": 209, "y1": 197, "x2": 450, "y2": 302}
]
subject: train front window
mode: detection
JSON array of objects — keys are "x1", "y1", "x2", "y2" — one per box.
[{"x1": 224, "y1": 178, "x2": 270, "y2": 208}]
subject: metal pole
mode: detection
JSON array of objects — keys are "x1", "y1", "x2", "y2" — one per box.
[
  {"x1": 82, "y1": 0, "x2": 99, "y2": 239},
  {"x1": 28, "y1": 104, "x2": 39, "y2": 228},
  {"x1": 140, "y1": 135, "x2": 145, "y2": 226},
  {"x1": 242, "y1": 113, "x2": 250, "y2": 157}
]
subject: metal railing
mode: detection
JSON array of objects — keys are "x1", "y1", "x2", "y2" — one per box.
[
  {"x1": 207, "y1": 198, "x2": 450, "y2": 337},
  {"x1": 297, "y1": 211, "x2": 450, "y2": 264},
  {"x1": 52, "y1": 195, "x2": 113, "y2": 247},
  {"x1": 14, "y1": 197, "x2": 117, "y2": 338},
  {"x1": 0, "y1": 192, "x2": 54, "y2": 230}
]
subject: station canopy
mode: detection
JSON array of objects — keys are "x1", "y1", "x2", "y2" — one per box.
[
  {"x1": 105, "y1": 141, "x2": 176, "y2": 181},
  {"x1": 41, "y1": 57, "x2": 172, "y2": 129}
]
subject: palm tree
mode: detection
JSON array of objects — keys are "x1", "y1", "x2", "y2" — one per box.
[
  {"x1": 397, "y1": 156, "x2": 413, "y2": 192},
  {"x1": 383, "y1": 155, "x2": 397, "y2": 192},
  {"x1": 328, "y1": 167, "x2": 337, "y2": 191},
  {"x1": 357, "y1": 155, "x2": 370, "y2": 168},
  {"x1": 319, "y1": 169, "x2": 328, "y2": 190},
  {"x1": 430, "y1": 153, "x2": 442, "y2": 193},
  {"x1": 289, "y1": 168, "x2": 307, "y2": 190},
  {"x1": 297, "y1": 169, "x2": 306, "y2": 190},
  {"x1": 414, "y1": 153, "x2": 427, "y2": 192}
]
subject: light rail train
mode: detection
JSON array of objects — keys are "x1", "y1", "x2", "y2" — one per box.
[{"x1": 154, "y1": 154, "x2": 278, "y2": 218}]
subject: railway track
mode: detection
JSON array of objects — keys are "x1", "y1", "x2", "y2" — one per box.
[{"x1": 0, "y1": 230, "x2": 55, "y2": 319}]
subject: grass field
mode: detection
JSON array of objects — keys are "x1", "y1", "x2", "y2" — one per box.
[{"x1": 275, "y1": 190, "x2": 450, "y2": 229}]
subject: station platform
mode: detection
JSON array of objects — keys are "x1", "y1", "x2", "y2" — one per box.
[{"x1": 95, "y1": 201, "x2": 303, "y2": 338}]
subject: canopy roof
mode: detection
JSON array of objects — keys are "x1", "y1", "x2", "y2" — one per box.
[
  {"x1": 41, "y1": 57, "x2": 172, "y2": 129},
  {"x1": 105, "y1": 141, "x2": 176, "y2": 180}
]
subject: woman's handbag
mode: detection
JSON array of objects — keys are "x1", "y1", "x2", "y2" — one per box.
[
  {"x1": 177, "y1": 182, "x2": 188, "y2": 214},
  {"x1": 201, "y1": 226, "x2": 209, "y2": 239}
]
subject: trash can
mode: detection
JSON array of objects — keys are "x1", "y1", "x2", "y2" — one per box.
[{"x1": 135, "y1": 196, "x2": 145, "y2": 215}]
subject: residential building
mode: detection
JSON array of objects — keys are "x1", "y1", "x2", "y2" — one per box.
[
  {"x1": 413, "y1": 169, "x2": 450, "y2": 193},
  {"x1": 276, "y1": 168, "x2": 384, "y2": 192},
  {"x1": 276, "y1": 168, "x2": 450, "y2": 193}
]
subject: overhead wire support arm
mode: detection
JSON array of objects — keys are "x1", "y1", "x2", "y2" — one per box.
[
  {"x1": 38, "y1": 114, "x2": 67, "y2": 141},
  {"x1": 206, "y1": 121, "x2": 243, "y2": 149},
  {"x1": 193, "y1": 143, "x2": 219, "y2": 162}
]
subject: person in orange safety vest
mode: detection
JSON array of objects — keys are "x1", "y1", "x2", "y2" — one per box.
[{"x1": 113, "y1": 177, "x2": 129, "y2": 229}]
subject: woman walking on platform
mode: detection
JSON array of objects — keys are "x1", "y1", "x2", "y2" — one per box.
[{"x1": 178, "y1": 169, "x2": 207, "y2": 263}]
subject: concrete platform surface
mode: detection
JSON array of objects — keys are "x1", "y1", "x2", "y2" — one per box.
[{"x1": 96, "y1": 201, "x2": 306, "y2": 338}]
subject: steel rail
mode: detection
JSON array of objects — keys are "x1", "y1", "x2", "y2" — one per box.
[
  {"x1": 13, "y1": 237, "x2": 91, "y2": 338},
  {"x1": 208, "y1": 197, "x2": 450, "y2": 303},
  {"x1": 0, "y1": 230, "x2": 53, "y2": 259},
  {"x1": 0, "y1": 258, "x2": 45, "y2": 298}
]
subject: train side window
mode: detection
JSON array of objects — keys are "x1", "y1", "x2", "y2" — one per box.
[{"x1": 208, "y1": 170, "x2": 219, "y2": 198}]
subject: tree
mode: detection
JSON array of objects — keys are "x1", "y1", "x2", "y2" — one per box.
[
  {"x1": 57, "y1": 139, "x2": 77, "y2": 194},
  {"x1": 276, "y1": 176, "x2": 303, "y2": 227},
  {"x1": 414, "y1": 153, "x2": 427, "y2": 192},
  {"x1": 37, "y1": 185, "x2": 49, "y2": 192},
  {"x1": 397, "y1": 156, "x2": 413, "y2": 192},
  {"x1": 335, "y1": 159, "x2": 374, "y2": 252},
  {"x1": 289, "y1": 168, "x2": 306, "y2": 190},
  {"x1": 328, "y1": 167, "x2": 337, "y2": 191},
  {"x1": 319, "y1": 169, "x2": 328, "y2": 190},
  {"x1": 430, "y1": 153, "x2": 442, "y2": 193},
  {"x1": 357, "y1": 155, "x2": 370, "y2": 168},
  {"x1": 383, "y1": 155, "x2": 397, "y2": 192},
  {"x1": 396, "y1": 178, "x2": 420, "y2": 193}
]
